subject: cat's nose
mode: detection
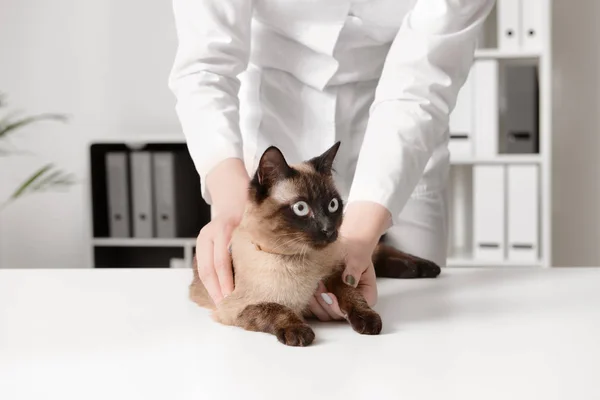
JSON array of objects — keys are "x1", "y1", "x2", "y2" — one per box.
[{"x1": 321, "y1": 228, "x2": 337, "y2": 241}]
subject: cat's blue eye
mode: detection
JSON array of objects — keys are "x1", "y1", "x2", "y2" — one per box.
[
  {"x1": 292, "y1": 201, "x2": 310, "y2": 217},
  {"x1": 328, "y1": 198, "x2": 339, "y2": 213}
]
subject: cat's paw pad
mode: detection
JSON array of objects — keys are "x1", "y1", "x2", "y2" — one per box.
[
  {"x1": 348, "y1": 308, "x2": 382, "y2": 335},
  {"x1": 276, "y1": 324, "x2": 315, "y2": 346}
]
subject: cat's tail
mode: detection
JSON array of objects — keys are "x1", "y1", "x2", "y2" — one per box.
[{"x1": 372, "y1": 242, "x2": 441, "y2": 279}]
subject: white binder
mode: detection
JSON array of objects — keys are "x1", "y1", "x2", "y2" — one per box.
[
  {"x1": 507, "y1": 165, "x2": 539, "y2": 262},
  {"x1": 473, "y1": 60, "x2": 499, "y2": 157},
  {"x1": 153, "y1": 152, "x2": 177, "y2": 238},
  {"x1": 105, "y1": 152, "x2": 131, "y2": 238},
  {"x1": 521, "y1": 0, "x2": 543, "y2": 51},
  {"x1": 473, "y1": 165, "x2": 505, "y2": 261},
  {"x1": 130, "y1": 151, "x2": 154, "y2": 238},
  {"x1": 449, "y1": 67, "x2": 475, "y2": 159},
  {"x1": 497, "y1": 0, "x2": 521, "y2": 51},
  {"x1": 449, "y1": 166, "x2": 472, "y2": 258}
]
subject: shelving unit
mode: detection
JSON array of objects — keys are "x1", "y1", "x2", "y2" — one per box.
[
  {"x1": 474, "y1": 49, "x2": 542, "y2": 60},
  {"x1": 91, "y1": 238, "x2": 196, "y2": 268},
  {"x1": 88, "y1": 141, "x2": 207, "y2": 269},
  {"x1": 450, "y1": 154, "x2": 543, "y2": 165},
  {"x1": 446, "y1": 258, "x2": 543, "y2": 268},
  {"x1": 447, "y1": 0, "x2": 552, "y2": 268},
  {"x1": 92, "y1": 238, "x2": 196, "y2": 248}
]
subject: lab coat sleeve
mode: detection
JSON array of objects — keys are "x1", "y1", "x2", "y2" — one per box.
[
  {"x1": 168, "y1": 0, "x2": 253, "y2": 203},
  {"x1": 347, "y1": 0, "x2": 495, "y2": 223}
]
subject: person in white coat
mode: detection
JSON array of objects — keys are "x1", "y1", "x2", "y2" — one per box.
[{"x1": 169, "y1": 0, "x2": 495, "y2": 321}]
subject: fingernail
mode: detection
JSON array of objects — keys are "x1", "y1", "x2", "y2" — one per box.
[
  {"x1": 345, "y1": 275, "x2": 356, "y2": 287},
  {"x1": 320, "y1": 293, "x2": 333, "y2": 305},
  {"x1": 228, "y1": 245, "x2": 232, "y2": 255}
]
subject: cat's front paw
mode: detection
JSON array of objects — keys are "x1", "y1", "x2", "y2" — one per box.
[
  {"x1": 276, "y1": 324, "x2": 315, "y2": 346},
  {"x1": 348, "y1": 308, "x2": 382, "y2": 335}
]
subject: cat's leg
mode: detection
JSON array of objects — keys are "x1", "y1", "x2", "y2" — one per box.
[
  {"x1": 372, "y1": 242, "x2": 441, "y2": 279},
  {"x1": 376, "y1": 188, "x2": 447, "y2": 278},
  {"x1": 236, "y1": 303, "x2": 315, "y2": 347},
  {"x1": 326, "y1": 275, "x2": 382, "y2": 335}
]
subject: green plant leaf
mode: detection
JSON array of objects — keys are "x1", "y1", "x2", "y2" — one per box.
[
  {"x1": 0, "y1": 113, "x2": 68, "y2": 139},
  {"x1": 1, "y1": 164, "x2": 77, "y2": 211},
  {"x1": 30, "y1": 169, "x2": 76, "y2": 191},
  {"x1": 0, "y1": 94, "x2": 75, "y2": 212},
  {"x1": 8, "y1": 164, "x2": 54, "y2": 200}
]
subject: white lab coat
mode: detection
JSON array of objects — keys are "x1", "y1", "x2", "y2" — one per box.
[{"x1": 168, "y1": 0, "x2": 495, "y2": 265}]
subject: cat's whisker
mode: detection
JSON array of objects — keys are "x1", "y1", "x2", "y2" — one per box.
[
  {"x1": 296, "y1": 243, "x2": 305, "y2": 261},
  {"x1": 271, "y1": 234, "x2": 301, "y2": 247},
  {"x1": 267, "y1": 233, "x2": 301, "y2": 248},
  {"x1": 301, "y1": 244, "x2": 309, "y2": 263},
  {"x1": 270, "y1": 235, "x2": 303, "y2": 252},
  {"x1": 272, "y1": 232, "x2": 302, "y2": 239}
]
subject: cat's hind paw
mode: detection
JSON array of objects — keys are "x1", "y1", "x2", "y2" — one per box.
[{"x1": 382, "y1": 257, "x2": 441, "y2": 279}]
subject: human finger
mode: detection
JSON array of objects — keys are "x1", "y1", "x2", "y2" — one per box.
[
  {"x1": 213, "y1": 225, "x2": 235, "y2": 297},
  {"x1": 308, "y1": 296, "x2": 332, "y2": 321},
  {"x1": 196, "y1": 234, "x2": 224, "y2": 304}
]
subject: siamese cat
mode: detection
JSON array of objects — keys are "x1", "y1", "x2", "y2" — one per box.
[{"x1": 190, "y1": 142, "x2": 440, "y2": 346}]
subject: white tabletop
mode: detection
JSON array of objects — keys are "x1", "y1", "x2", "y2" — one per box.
[{"x1": 1, "y1": 267, "x2": 599, "y2": 400}]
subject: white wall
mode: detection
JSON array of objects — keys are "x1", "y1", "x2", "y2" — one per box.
[
  {"x1": 552, "y1": 1, "x2": 600, "y2": 266},
  {"x1": 0, "y1": 0, "x2": 180, "y2": 268},
  {"x1": 2, "y1": 1, "x2": 600, "y2": 267}
]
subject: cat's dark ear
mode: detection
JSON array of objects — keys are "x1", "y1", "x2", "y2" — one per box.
[
  {"x1": 309, "y1": 141, "x2": 340, "y2": 175},
  {"x1": 256, "y1": 146, "x2": 292, "y2": 186}
]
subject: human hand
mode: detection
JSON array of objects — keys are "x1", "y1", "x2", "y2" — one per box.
[
  {"x1": 197, "y1": 158, "x2": 249, "y2": 304},
  {"x1": 308, "y1": 201, "x2": 390, "y2": 320},
  {"x1": 195, "y1": 213, "x2": 241, "y2": 304},
  {"x1": 308, "y1": 262, "x2": 377, "y2": 321}
]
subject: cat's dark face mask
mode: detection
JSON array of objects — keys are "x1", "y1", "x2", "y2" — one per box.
[{"x1": 249, "y1": 142, "x2": 344, "y2": 250}]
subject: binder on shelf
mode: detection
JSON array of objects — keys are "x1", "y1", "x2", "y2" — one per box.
[
  {"x1": 473, "y1": 60, "x2": 499, "y2": 157},
  {"x1": 497, "y1": 0, "x2": 521, "y2": 51},
  {"x1": 501, "y1": 65, "x2": 539, "y2": 154},
  {"x1": 521, "y1": 0, "x2": 543, "y2": 51},
  {"x1": 130, "y1": 151, "x2": 154, "y2": 238},
  {"x1": 473, "y1": 165, "x2": 505, "y2": 261},
  {"x1": 507, "y1": 165, "x2": 539, "y2": 262},
  {"x1": 105, "y1": 152, "x2": 131, "y2": 238},
  {"x1": 152, "y1": 151, "x2": 204, "y2": 238},
  {"x1": 449, "y1": 67, "x2": 475, "y2": 159},
  {"x1": 449, "y1": 166, "x2": 473, "y2": 258}
]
